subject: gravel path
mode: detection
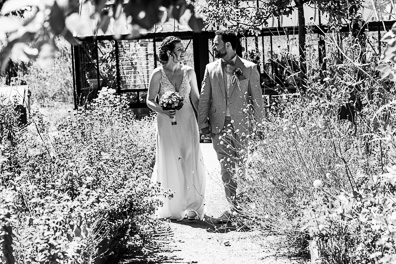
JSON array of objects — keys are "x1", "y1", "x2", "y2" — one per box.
[{"x1": 158, "y1": 143, "x2": 305, "y2": 264}]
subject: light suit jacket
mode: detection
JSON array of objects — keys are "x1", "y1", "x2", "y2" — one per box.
[{"x1": 198, "y1": 56, "x2": 264, "y2": 137}]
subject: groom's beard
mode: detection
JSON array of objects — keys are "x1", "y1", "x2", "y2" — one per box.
[{"x1": 214, "y1": 49, "x2": 227, "y2": 59}]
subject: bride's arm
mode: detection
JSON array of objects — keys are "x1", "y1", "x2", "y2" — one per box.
[{"x1": 188, "y1": 68, "x2": 199, "y2": 111}]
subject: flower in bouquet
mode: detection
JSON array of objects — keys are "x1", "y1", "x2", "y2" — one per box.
[{"x1": 159, "y1": 91, "x2": 184, "y2": 125}]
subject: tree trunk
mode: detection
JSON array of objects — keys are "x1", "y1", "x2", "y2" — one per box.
[{"x1": 296, "y1": 0, "x2": 306, "y2": 90}]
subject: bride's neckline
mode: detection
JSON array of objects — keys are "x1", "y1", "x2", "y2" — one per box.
[{"x1": 161, "y1": 66, "x2": 184, "y2": 92}]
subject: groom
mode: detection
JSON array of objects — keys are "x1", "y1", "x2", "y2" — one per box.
[{"x1": 198, "y1": 30, "x2": 264, "y2": 223}]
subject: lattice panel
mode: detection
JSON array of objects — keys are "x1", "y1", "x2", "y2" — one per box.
[{"x1": 118, "y1": 40, "x2": 155, "y2": 90}]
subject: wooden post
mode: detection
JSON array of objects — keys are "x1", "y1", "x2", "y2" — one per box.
[
  {"x1": 114, "y1": 40, "x2": 121, "y2": 92},
  {"x1": 318, "y1": 10, "x2": 326, "y2": 71},
  {"x1": 71, "y1": 44, "x2": 77, "y2": 109}
]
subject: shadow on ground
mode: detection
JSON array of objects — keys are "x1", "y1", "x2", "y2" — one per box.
[{"x1": 169, "y1": 216, "x2": 251, "y2": 234}]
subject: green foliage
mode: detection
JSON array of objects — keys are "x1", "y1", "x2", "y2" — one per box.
[
  {"x1": 0, "y1": 0, "x2": 204, "y2": 72},
  {"x1": 23, "y1": 37, "x2": 73, "y2": 106},
  {"x1": 234, "y1": 32, "x2": 396, "y2": 262},
  {"x1": 379, "y1": 23, "x2": 396, "y2": 82},
  {"x1": 0, "y1": 88, "x2": 167, "y2": 263},
  {"x1": 302, "y1": 169, "x2": 396, "y2": 263},
  {"x1": 200, "y1": 0, "x2": 363, "y2": 31}
]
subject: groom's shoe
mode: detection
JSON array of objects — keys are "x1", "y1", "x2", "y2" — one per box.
[{"x1": 214, "y1": 210, "x2": 232, "y2": 224}]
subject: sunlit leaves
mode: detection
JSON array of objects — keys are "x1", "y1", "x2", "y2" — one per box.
[
  {"x1": 0, "y1": 16, "x2": 23, "y2": 33},
  {"x1": 314, "y1": 0, "x2": 363, "y2": 24},
  {"x1": 36, "y1": 42, "x2": 56, "y2": 71},
  {"x1": 65, "y1": 13, "x2": 92, "y2": 36},
  {"x1": 113, "y1": 0, "x2": 124, "y2": 20},
  {"x1": 0, "y1": 0, "x2": 40, "y2": 15},
  {"x1": 378, "y1": 63, "x2": 396, "y2": 82},
  {"x1": 202, "y1": 0, "x2": 363, "y2": 31},
  {"x1": 9, "y1": 43, "x2": 37, "y2": 63},
  {"x1": 379, "y1": 22, "x2": 396, "y2": 83},
  {"x1": 0, "y1": 0, "x2": 204, "y2": 72}
]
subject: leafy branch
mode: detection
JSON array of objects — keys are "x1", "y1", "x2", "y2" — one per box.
[{"x1": 0, "y1": 0, "x2": 204, "y2": 72}]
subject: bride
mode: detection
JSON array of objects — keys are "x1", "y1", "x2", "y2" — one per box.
[{"x1": 146, "y1": 36, "x2": 206, "y2": 220}]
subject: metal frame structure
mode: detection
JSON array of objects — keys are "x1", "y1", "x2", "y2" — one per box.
[{"x1": 71, "y1": 20, "x2": 396, "y2": 110}]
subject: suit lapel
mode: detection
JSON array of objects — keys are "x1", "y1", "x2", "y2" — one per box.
[
  {"x1": 229, "y1": 56, "x2": 245, "y2": 96},
  {"x1": 215, "y1": 60, "x2": 225, "y2": 98}
]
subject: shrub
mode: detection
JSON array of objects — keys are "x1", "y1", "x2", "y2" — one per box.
[
  {"x1": 23, "y1": 37, "x2": 74, "y2": 106},
  {"x1": 235, "y1": 33, "x2": 396, "y2": 262},
  {"x1": 302, "y1": 165, "x2": 396, "y2": 263},
  {"x1": 0, "y1": 88, "x2": 167, "y2": 263}
]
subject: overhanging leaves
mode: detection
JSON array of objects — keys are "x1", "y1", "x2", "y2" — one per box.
[
  {"x1": 93, "y1": 0, "x2": 108, "y2": 13},
  {"x1": 49, "y1": 1, "x2": 66, "y2": 35},
  {"x1": 0, "y1": 0, "x2": 205, "y2": 71},
  {"x1": 124, "y1": 0, "x2": 163, "y2": 29},
  {"x1": 0, "y1": 0, "x2": 40, "y2": 15},
  {"x1": 0, "y1": 16, "x2": 23, "y2": 34}
]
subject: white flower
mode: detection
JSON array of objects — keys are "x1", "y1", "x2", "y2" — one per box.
[
  {"x1": 389, "y1": 211, "x2": 396, "y2": 222},
  {"x1": 337, "y1": 194, "x2": 349, "y2": 204},
  {"x1": 313, "y1": 180, "x2": 323, "y2": 189}
]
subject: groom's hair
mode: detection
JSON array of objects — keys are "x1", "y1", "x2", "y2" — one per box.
[{"x1": 215, "y1": 30, "x2": 240, "y2": 51}]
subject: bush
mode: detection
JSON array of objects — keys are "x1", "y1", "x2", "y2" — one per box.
[
  {"x1": 0, "y1": 88, "x2": 167, "y2": 263},
  {"x1": 302, "y1": 168, "x2": 396, "y2": 263},
  {"x1": 23, "y1": 37, "x2": 74, "y2": 106},
  {"x1": 235, "y1": 33, "x2": 396, "y2": 262}
]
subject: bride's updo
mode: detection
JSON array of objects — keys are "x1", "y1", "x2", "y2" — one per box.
[{"x1": 158, "y1": 36, "x2": 182, "y2": 64}]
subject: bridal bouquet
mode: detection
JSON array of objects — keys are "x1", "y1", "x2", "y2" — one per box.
[{"x1": 159, "y1": 91, "x2": 184, "y2": 125}]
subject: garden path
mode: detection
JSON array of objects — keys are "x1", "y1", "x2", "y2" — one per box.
[{"x1": 158, "y1": 143, "x2": 303, "y2": 264}]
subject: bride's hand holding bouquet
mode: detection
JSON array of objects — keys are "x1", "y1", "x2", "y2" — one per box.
[{"x1": 159, "y1": 91, "x2": 184, "y2": 125}]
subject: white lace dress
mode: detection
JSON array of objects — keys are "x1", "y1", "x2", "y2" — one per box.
[{"x1": 152, "y1": 66, "x2": 206, "y2": 220}]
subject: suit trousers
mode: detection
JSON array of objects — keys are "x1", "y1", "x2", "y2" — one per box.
[{"x1": 212, "y1": 116, "x2": 247, "y2": 208}]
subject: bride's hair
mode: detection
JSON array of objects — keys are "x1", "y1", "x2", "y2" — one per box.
[{"x1": 158, "y1": 36, "x2": 182, "y2": 64}]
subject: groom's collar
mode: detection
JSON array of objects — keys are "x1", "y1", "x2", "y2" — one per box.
[{"x1": 221, "y1": 53, "x2": 237, "y2": 65}]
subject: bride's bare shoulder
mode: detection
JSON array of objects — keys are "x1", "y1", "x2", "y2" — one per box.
[
  {"x1": 150, "y1": 67, "x2": 163, "y2": 78},
  {"x1": 182, "y1": 65, "x2": 195, "y2": 75},
  {"x1": 182, "y1": 65, "x2": 193, "y2": 71}
]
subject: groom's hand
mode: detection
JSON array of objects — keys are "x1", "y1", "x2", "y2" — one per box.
[{"x1": 200, "y1": 127, "x2": 211, "y2": 136}]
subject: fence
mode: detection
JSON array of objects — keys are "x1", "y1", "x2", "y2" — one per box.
[{"x1": 72, "y1": 20, "x2": 396, "y2": 116}]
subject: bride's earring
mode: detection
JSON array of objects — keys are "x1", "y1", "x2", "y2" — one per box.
[{"x1": 171, "y1": 53, "x2": 176, "y2": 63}]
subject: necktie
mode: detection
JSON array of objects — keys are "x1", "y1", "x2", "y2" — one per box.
[{"x1": 221, "y1": 60, "x2": 235, "y2": 68}]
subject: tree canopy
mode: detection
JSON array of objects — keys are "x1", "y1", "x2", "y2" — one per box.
[
  {"x1": 200, "y1": 0, "x2": 363, "y2": 81},
  {"x1": 200, "y1": 0, "x2": 363, "y2": 31},
  {"x1": 0, "y1": 0, "x2": 204, "y2": 72}
]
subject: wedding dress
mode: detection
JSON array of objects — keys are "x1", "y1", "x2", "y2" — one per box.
[{"x1": 152, "y1": 66, "x2": 206, "y2": 220}]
